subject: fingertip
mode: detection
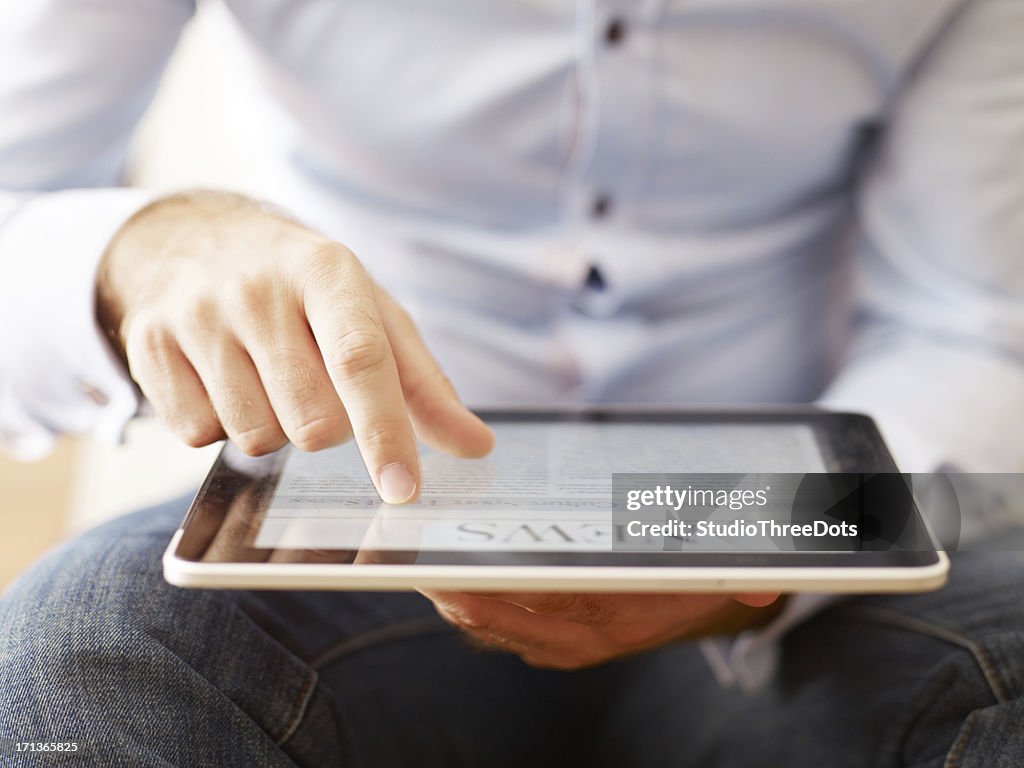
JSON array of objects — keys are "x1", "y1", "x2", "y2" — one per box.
[
  {"x1": 414, "y1": 401, "x2": 496, "y2": 458},
  {"x1": 454, "y1": 416, "x2": 496, "y2": 458},
  {"x1": 733, "y1": 593, "x2": 782, "y2": 608},
  {"x1": 378, "y1": 461, "x2": 419, "y2": 504}
]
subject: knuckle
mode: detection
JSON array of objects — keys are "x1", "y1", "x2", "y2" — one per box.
[
  {"x1": 271, "y1": 351, "x2": 323, "y2": 399},
  {"x1": 297, "y1": 241, "x2": 359, "y2": 285},
  {"x1": 173, "y1": 418, "x2": 222, "y2": 448},
  {"x1": 329, "y1": 328, "x2": 390, "y2": 380},
  {"x1": 179, "y1": 293, "x2": 222, "y2": 337},
  {"x1": 125, "y1": 311, "x2": 175, "y2": 361},
  {"x1": 208, "y1": 377, "x2": 250, "y2": 427},
  {"x1": 289, "y1": 414, "x2": 349, "y2": 452},
  {"x1": 230, "y1": 422, "x2": 287, "y2": 456},
  {"x1": 404, "y1": 367, "x2": 455, "y2": 411},
  {"x1": 230, "y1": 274, "x2": 277, "y2": 316},
  {"x1": 355, "y1": 417, "x2": 408, "y2": 453}
]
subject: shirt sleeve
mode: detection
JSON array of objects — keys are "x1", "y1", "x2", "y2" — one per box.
[
  {"x1": 819, "y1": 0, "x2": 1024, "y2": 474},
  {"x1": 0, "y1": 1, "x2": 195, "y2": 458},
  {"x1": 702, "y1": 0, "x2": 1024, "y2": 692}
]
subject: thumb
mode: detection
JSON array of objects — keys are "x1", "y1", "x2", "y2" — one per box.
[{"x1": 733, "y1": 593, "x2": 783, "y2": 608}]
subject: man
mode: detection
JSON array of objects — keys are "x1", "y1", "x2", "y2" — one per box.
[{"x1": 1, "y1": 1, "x2": 1023, "y2": 765}]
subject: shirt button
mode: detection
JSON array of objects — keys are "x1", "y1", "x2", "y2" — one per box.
[
  {"x1": 584, "y1": 265, "x2": 607, "y2": 292},
  {"x1": 591, "y1": 192, "x2": 613, "y2": 219},
  {"x1": 604, "y1": 18, "x2": 627, "y2": 46}
]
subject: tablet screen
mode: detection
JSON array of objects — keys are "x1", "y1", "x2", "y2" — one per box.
[
  {"x1": 256, "y1": 421, "x2": 827, "y2": 552},
  {"x1": 176, "y1": 411, "x2": 939, "y2": 568}
]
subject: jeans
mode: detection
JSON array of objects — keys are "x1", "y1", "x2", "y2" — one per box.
[{"x1": 1, "y1": 496, "x2": 1023, "y2": 767}]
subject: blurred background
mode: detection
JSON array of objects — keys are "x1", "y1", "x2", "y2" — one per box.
[{"x1": 1, "y1": 1, "x2": 250, "y2": 589}]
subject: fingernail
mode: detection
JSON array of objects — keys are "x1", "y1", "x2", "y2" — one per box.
[{"x1": 379, "y1": 462, "x2": 417, "y2": 503}]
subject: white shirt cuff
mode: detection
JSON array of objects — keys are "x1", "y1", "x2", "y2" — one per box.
[{"x1": 699, "y1": 593, "x2": 841, "y2": 693}]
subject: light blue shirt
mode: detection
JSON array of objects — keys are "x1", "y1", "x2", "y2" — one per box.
[
  {"x1": 3, "y1": 0, "x2": 1024, "y2": 472},
  {"x1": 2, "y1": 0, "x2": 1023, "y2": 691}
]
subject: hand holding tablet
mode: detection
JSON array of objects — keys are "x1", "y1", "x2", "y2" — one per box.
[{"x1": 421, "y1": 589, "x2": 785, "y2": 670}]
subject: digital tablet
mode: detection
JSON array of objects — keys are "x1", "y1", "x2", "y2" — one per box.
[{"x1": 163, "y1": 408, "x2": 949, "y2": 593}]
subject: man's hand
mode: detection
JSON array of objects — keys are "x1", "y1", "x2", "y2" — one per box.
[
  {"x1": 96, "y1": 191, "x2": 494, "y2": 502},
  {"x1": 422, "y1": 590, "x2": 785, "y2": 669}
]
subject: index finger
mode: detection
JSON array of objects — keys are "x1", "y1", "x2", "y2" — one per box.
[{"x1": 301, "y1": 246, "x2": 420, "y2": 503}]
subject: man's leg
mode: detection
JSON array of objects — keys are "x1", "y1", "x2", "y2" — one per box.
[
  {"x1": 1, "y1": 497, "x2": 350, "y2": 766},
  {"x1": 0, "y1": 497, "x2": 597, "y2": 767},
  {"x1": 9, "y1": 498, "x2": 1022, "y2": 767}
]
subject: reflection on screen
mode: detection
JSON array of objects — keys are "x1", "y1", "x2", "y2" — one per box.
[{"x1": 254, "y1": 422, "x2": 828, "y2": 552}]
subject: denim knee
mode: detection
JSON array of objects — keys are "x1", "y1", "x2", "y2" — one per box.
[
  {"x1": 0, "y1": 500, "x2": 318, "y2": 765},
  {"x1": 2, "y1": 499, "x2": 212, "y2": 660},
  {"x1": 840, "y1": 541, "x2": 1024, "y2": 766},
  {"x1": 0, "y1": 500, "x2": 235, "y2": 704}
]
